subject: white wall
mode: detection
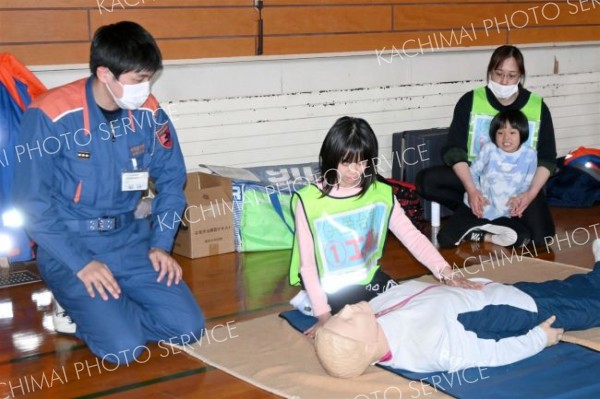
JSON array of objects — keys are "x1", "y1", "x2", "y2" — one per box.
[{"x1": 32, "y1": 42, "x2": 600, "y2": 174}]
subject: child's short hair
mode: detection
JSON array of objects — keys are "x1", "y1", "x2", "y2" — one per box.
[
  {"x1": 319, "y1": 116, "x2": 379, "y2": 196},
  {"x1": 90, "y1": 21, "x2": 162, "y2": 78},
  {"x1": 489, "y1": 109, "x2": 530, "y2": 146}
]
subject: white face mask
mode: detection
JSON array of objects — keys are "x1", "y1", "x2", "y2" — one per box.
[
  {"x1": 106, "y1": 76, "x2": 150, "y2": 110},
  {"x1": 487, "y1": 80, "x2": 518, "y2": 100}
]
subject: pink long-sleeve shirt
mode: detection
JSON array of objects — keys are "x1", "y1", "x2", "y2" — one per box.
[{"x1": 295, "y1": 183, "x2": 450, "y2": 316}]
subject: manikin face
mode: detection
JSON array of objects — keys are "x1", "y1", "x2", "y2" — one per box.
[
  {"x1": 325, "y1": 302, "x2": 380, "y2": 344},
  {"x1": 316, "y1": 302, "x2": 390, "y2": 378},
  {"x1": 490, "y1": 57, "x2": 521, "y2": 86},
  {"x1": 495, "y1": 121, "x2": 521, "y2": 153},
  {"x1": 336, "y1": 159, "x2": 368, "y2": 189}
]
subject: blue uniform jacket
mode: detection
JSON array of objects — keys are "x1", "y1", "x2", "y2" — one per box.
[{"x1": 13, "y1": 77, "x2": 186, "y2": 273}]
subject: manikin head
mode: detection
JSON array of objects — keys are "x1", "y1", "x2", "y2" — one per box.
[{"x1": 314, "y1": 302, "x2": 389, "y2": 378}]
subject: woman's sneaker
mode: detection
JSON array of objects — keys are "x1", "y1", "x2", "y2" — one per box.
[
  {"x1": 466, "y1": 229, "x2": 486, "y2": 243},
  {"x1": 460, "y1": 224, "x2": 517, "y2": 247},
  {"x1": 53, "y1": 299, "x2": 76, "y2": 334},
  {"x1": 479, "y1": 224, "x2": 518, "y2": 247}
]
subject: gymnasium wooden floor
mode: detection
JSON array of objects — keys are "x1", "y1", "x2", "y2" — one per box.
[{"x1": 1, "y1": 205, "x2": 598, "y2": 399}]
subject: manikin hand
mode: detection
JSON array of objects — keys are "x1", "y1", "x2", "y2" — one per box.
[{"x1": 539, "y1": 315, "x2": 564, "y2": 347}]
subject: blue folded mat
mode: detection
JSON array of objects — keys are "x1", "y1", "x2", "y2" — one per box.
[{"x1": 280, "y1": 309, "x2": 600, "y2": 399}]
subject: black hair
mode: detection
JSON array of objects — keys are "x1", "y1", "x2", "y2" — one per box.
[
  {"x1": 318, "y1": 116, "x2": 379, "y2": 196},
  {"x1": 489, "y1": 109, "x2": 530, "y2": 147},
  {"x1": 90, "y1": 21, "x2": 162, "y2": 78},
  {"x1": 486, "y1": 45, "x2": 526, "y2": 84}
]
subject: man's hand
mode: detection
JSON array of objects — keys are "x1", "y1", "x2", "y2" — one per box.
[
  {"x1": 304, "y1": 312, "x2": 331, "y2": 338},
  {"x1": 149, "y1": 248, "x2": 182, "y2": 287},
  {"x1": 539, "y1": 315, "x2": 564, "y2": 347},
  {"x1": 77, "y1": 260, "x2": 121, "y2": 300}
]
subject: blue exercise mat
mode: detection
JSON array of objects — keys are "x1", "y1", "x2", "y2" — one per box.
[{"x1": 280, "y1": 310, "x2": 600, "y2": 399}]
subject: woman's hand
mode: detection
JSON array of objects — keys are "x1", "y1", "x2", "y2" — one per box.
[
  {"x1": 507, "y1": 191, "x2": 534, "y2": 218},
  {"x1": 304, "y1": 312, "x2": 331, "y2": 338},
  {"x1": 466, "y1": 188, "x2": 489, "y2": 218}
]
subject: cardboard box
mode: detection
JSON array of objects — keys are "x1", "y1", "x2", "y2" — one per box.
[{"x1": 173, "y1": 172, "x2": 235, "y2": 258}]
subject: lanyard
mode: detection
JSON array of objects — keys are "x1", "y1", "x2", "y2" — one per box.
[
  {"x1": 374, "y1": 284, "x2": 440, "y2": 318},
  {"x1": 374, "y1": 281, "x2": 495, "y2": 318}
]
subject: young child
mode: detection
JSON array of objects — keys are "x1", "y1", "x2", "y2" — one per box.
[
  {"x1": 438, "y1": 109, "x2": 536, "y2": 248},
  {"x1": 289, "y1": 116, "x2": 480, "y2": 336}
]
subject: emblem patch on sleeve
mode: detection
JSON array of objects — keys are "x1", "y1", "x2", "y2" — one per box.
[{"x1": 156, "y1": 124, "x2": 172, "y2": 149}]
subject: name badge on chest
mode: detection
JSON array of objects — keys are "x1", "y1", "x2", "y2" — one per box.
[
  {"x1": 122, "y1": 158, "x2": 149, "y2": 191},
  {"x1": 122, "y1": 171, "x2": 149, "y2": 191}
]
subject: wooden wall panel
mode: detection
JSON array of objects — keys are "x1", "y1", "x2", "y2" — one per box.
[
  {"x1": 90, "y1": 9, "x2": 258, "y2": 38},
  {"x1": 394, "y1": 2, "x2": 600, "y2": 31},
  {"x1": 157, "y1": 38, "x2": 256, "y2": 59},
  {"x1": 0, "y1": 10, "x2": 88, "y2": 43},
  {"x1": 263, "y1": 6, "x2": 392, "y2": 35},
  {"x1": 0, "y1": 0, "x2": 598, "y2": 66},
  {"x1": 0, "y1": 0, "x2": 251, "y2": 8},
  {"x1": 264, "y1": 29, "x2": 507, "y2": 55},
  {"x1": 0, "y1": 1, "x2": 258, "y2": 65},
  {"x1": 0, "y1": 43, "x2": 90, "y2": 65},
  {"x1": 511, "y1": 25, "x2": 600, "y2": 43},
  {"x1": 260, "y1": 1, "x2": 599, "y2": 60},
  {"x1": 393, "y1": 4, "x2": 523, "y2": 31},
  {"x1": 0, "y1": 0, "x2": 93, "y2": 8},
  {"x1": 267, "y1": 0, "x2": 485, "y2": 4}
]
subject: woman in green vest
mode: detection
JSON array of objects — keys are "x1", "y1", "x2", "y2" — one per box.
[
  {"x1": 289, "y1": 116, "x2": 481, "y2": 337},
  {"x1": 416, "y1": 45, "x2": 556, "y2": 245}
]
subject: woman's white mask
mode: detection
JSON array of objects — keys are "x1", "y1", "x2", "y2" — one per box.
[{"x1": 487, "y1": 80, "x2": 518, "y2": 100}]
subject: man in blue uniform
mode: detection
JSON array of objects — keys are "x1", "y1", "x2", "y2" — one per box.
[{"x1": 13, "y1": 21, "x2": 204, "y2": 364}]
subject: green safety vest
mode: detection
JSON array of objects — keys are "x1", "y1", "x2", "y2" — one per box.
[
  {"x1": 288, "y1": 182, "x2": 393, "y2": 293},
  {"x1": 466, "y1": 86, "x2": 542, "y2": 161}
]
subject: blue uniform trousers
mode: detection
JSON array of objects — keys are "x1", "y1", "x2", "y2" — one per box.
[
  {"x1": 515, "y1": 260, "x2": 600, "y2": 330},
  {"x1": 38, "y1": 218, "x2": 204, "y2": 364},
  {"x1": 458, "y1": 261, "x2": 600, "y2": 340}
]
